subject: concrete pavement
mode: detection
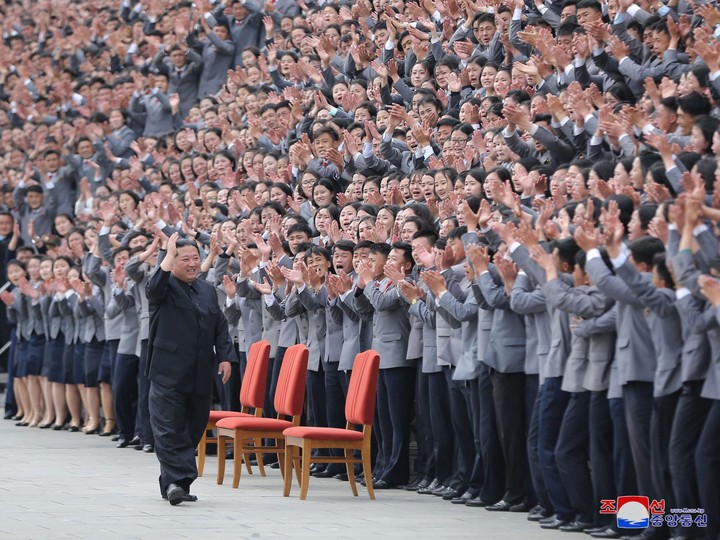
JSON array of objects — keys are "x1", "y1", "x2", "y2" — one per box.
[{"x1": 0, "y1": 417, "x2": 563, "y2": 540}]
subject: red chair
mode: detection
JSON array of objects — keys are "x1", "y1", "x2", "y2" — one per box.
[
  {"x1": 282, "y1": 350, "x2": 380, "y2": 500},
  {"x1": 216, "y1": 344, "x2": 309, "y2": 488},
  {"x1": 197, "y1": 340, "x2": 270, "y2": 477}
]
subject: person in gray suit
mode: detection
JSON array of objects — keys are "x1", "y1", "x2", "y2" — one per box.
[
  {"x1": 466, "y1": 240, "x2": 528, "y2": 511},
  {"x1": 672, "y1": 208, "x2": 718, "y2": 539},
  {"x1": 125, "y1": 236, "x2": 161, "y2": 453},
  {"x1": 535, "y1": 245, "x2": 616, "y2": 532},
  {"x1": 13, "y1": 183, "x2": 58, "y2": 248},
  {"x1": 400, "y1": 231, "x2": 454, "y2": 495},
  {"x1": 154, "y1": 46, "x2": 203, "y2": 118},
  {"x1": 209, "y1": 0, "x2": 264, "y2": 68},
  {"x1": 577, "y1": 224, "x2": 666, "y2": 510},
  {"x1": 133, "y1": 73, "x2": 179, "y2": 139},
  {"x1": 354, "y1": 242, "x2": 415, "y2": 489},
  {"x1": 188, "y1": 14, "x2": 235, "y2": 99}
]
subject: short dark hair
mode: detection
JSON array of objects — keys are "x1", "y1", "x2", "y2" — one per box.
[
  {"x1": 333, "y1": 240, "x2": 355, "y2": 254},
  {"x1": 629, "y1": 236, "x2": 665, "y2": 267},
  {"x1": 369, "y1": 242, "x2": 392, "y2": 258},
  {"x1": 287, "y1": 222, "x2": 313, "y2": 239},
  {"x1": 176, "y1": 238, "x2": 200, "y2": 253},
  {"x1": 391, "y1": 241, "x2": 414, "y2": 268}
]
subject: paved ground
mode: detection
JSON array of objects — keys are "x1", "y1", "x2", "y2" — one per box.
[{"x1": 0, "y1": 416, "x2": 562, "y2": 540}]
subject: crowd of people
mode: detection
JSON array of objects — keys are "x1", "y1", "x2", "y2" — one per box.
[{"x1": 1, "y1": 0, "x2": 720, "y2": 536}]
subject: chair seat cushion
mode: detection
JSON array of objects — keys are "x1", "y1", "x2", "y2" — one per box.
[
  {"x1": 283, "y1": 426, "x2": 363, "y2": 441},
  {"x1": 216, "y1": 417, "x2": 293, "y2": 431},
  {"x1": 208, "y1": 411, "x2": 252, "y2": 422}
]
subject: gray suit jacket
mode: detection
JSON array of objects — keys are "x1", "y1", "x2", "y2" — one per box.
[
  {"x1": 615, "y1": 260, "x2": 683, "y2": 397},
  {"x1": 86, "y1": 254, "x2": 123, "y2": 341},
  {"x1": 510, "y1": 273, "x2": 547, "y2": 381},
  {"x1": 438, "y1": 284, "x2": 481, "y2": 380},
  {"x1": 586, "y1": 256, "x2": 655, "y2": 385},
  {"x1": 474, "y1": 268, "x2": 526, "y2": 373},
  {"x1": 545, "y1": 279, "x2": 615, "y2": 393},
  {"x1": 76, "y1": 284, "x2": 106, "y2": 343},
  {"x1": 106, "y1": 282, "x2": 139, "y2": 355},
  {"x1": 330, "y1": 279, "x2": 373, "y2": 371},
  {"x1": 355, "y1": 278, "x2": 411, "y2": 369},
  {"x1": 285, "y1": 286, "x2": 325, "y2": 372},
  {"x1": 49, "y1": 291, "x2": 76, "y2": 344},
  {"x1": 408, "y1": 296, "x2": 440, "y2": 374},
  {"x1": 673, "y1": 249, "x2": 720, "y2": 399}
]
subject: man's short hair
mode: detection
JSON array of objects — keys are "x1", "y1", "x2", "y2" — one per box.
[{"x1": 176, "y1": 238, "x2": 200, "y2": 253}]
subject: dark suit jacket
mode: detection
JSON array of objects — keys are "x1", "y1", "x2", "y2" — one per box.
[{"x1": 146, "y1": 265, "x2": 235, "y2": 396}]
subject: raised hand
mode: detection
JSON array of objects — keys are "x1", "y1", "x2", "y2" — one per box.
[{"x1": 466, "y1": 243, "x2": 490, "y2": 272}]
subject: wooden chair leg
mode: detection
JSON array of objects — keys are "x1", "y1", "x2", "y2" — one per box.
[
  {"x1": 345, "y1": 448, "x2": 358, "y2": 497},
  {"x1": 216, "y1": 434, "x2": 226, "y2": 485},
  {"x1": 277, "y1": 440, "x2": 286, "y2": 480},
  {"x1": 283, "y1": 443, "x2": 294, "y2": 497},
  {"x1": 299, "y1": 440, "x2": 312, "y2": 500},
  {"x1": 197, "y1": 430, "x2": 207, "y2": 477},
  {"x1": 256, "y1": 438, "x2": 266, "y2": 477},
  {"x1": 294, "y1": 455, "x2": 302, "y2": 486},
  {"x1": 362, "y1": 451, "x2": 375, "y2": 500},
  {"x1": 243, "y1": 442, "x2": 253, "y2": 475},
  {"x1": 232, "y1": 433, "x2": 244, "y2": 488}
]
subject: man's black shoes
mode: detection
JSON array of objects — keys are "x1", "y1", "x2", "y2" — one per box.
[{"x1": 166, "y1": 483, "x2": 188, "y2": 505}]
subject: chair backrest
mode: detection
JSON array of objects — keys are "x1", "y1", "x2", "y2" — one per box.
[
  {"x1": 345, "y1": 350, "x2": 380, "y2": 426},
  {"x1": 239, "y1": 340, "x2": 271, "y2": 410},
  {"x1": 274, "y1": 344, "x2": 309, "y2": 418}
]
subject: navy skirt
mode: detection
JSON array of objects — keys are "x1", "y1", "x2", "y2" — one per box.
[
  {"x1": 25, "y1": 333, "x2": 45, "y2": 376},
  {"x1": 46, "y1": 333, "x2": 66, "y2": 383},
  {"x1": 66, "y1": 342, "x2": 85, "y2": 385},
  {"x1": 99, "y1": 339, "x2": 119, "y2": 384},
  {"x1": 14, "y1": 338, "x2": 29, "y2": 378},
  {"x1": 84, "y1": 339, "x2": 104, "y2": 387}
]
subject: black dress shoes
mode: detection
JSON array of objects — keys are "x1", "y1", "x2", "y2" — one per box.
[
  {"x1": 128, "y1": 436, "x2": 141, "y2": 446},
  {"x1": 486, "y1": 500, "x2": 514, "y2": 511},
  {"x1": 590, "y1": 528, "x2": 623, "y2": 538},
  {"x1": 39, "y1": 423, "x2": 53, "y2": 429},
  {"x1": 3, "y1": 412, "x2": 16, "y2": 420},
  {"x1": 442, "y1": 488, "x2": 466, "y2": 501},
  {"x1": 416, "y1": 479, "x2": 440, "y2": 495},
  {"x1": 166, "y1": 483, "x2": 187, "y2": 505},
  {"x1": 269, "y1": 462, "x2": 280, "y2": 469},
  {"x1": 465, "y1": 496, "x2": 491, "y2": 507},
  {"x1": 334, "y1": 473, "x2": 348, "y2": 481},
  {"x1": 559, "y1": 521, "x2": 594, "y2": 532},
  {"x1": 52, "y1": 424, "x2": 64, "y2": 431},
  {"x1": 15, "y1": 421, "x2": 29, "y2": 427},
  {"x1": 621, "y1": 531, "x2": 665, "y2": 540},
  {"x1": 68, "y1": 425, "x2": 81, "y2": 432},
  {"x1": 143, "y1": 444, "x2": 154, "y2": 453},
  {"x1": 451, "y1": 492, "x2": 477, "y2": 504},
  {"x1": 540, "y1": 517, "x2": 571, "y2": 530},
  {"x1": 527, "y1": 508, "x2": 554, "y2": 522},
  {"x1": 509, "y1": 501, "x2": 534, "y2": 512},
  {"x1": 372, "y1": 479, "x2": 395, "y2": 490},
  {"x1": 162, "y1": 492, "x2": 198, "y2": 503},
  {"x1": 585, "y1": 526, "x2": 612, "y2": 535},
  {"x1": 312, "y1": 469, "x2": 336, "y2": 478},
  {"x1": 400, "y1": 478, "x2": 421, "y2": 491},
  {"x1": 116, "y1": 438, "x2": 129, "y2": 448},
  {"x1": 111, "y1": 434, "x2": 120, "y2": 442}
]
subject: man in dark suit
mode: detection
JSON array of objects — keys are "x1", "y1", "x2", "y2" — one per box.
[{"x1": 145, "y1": 234, "x2": 234, "y2": 505}]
